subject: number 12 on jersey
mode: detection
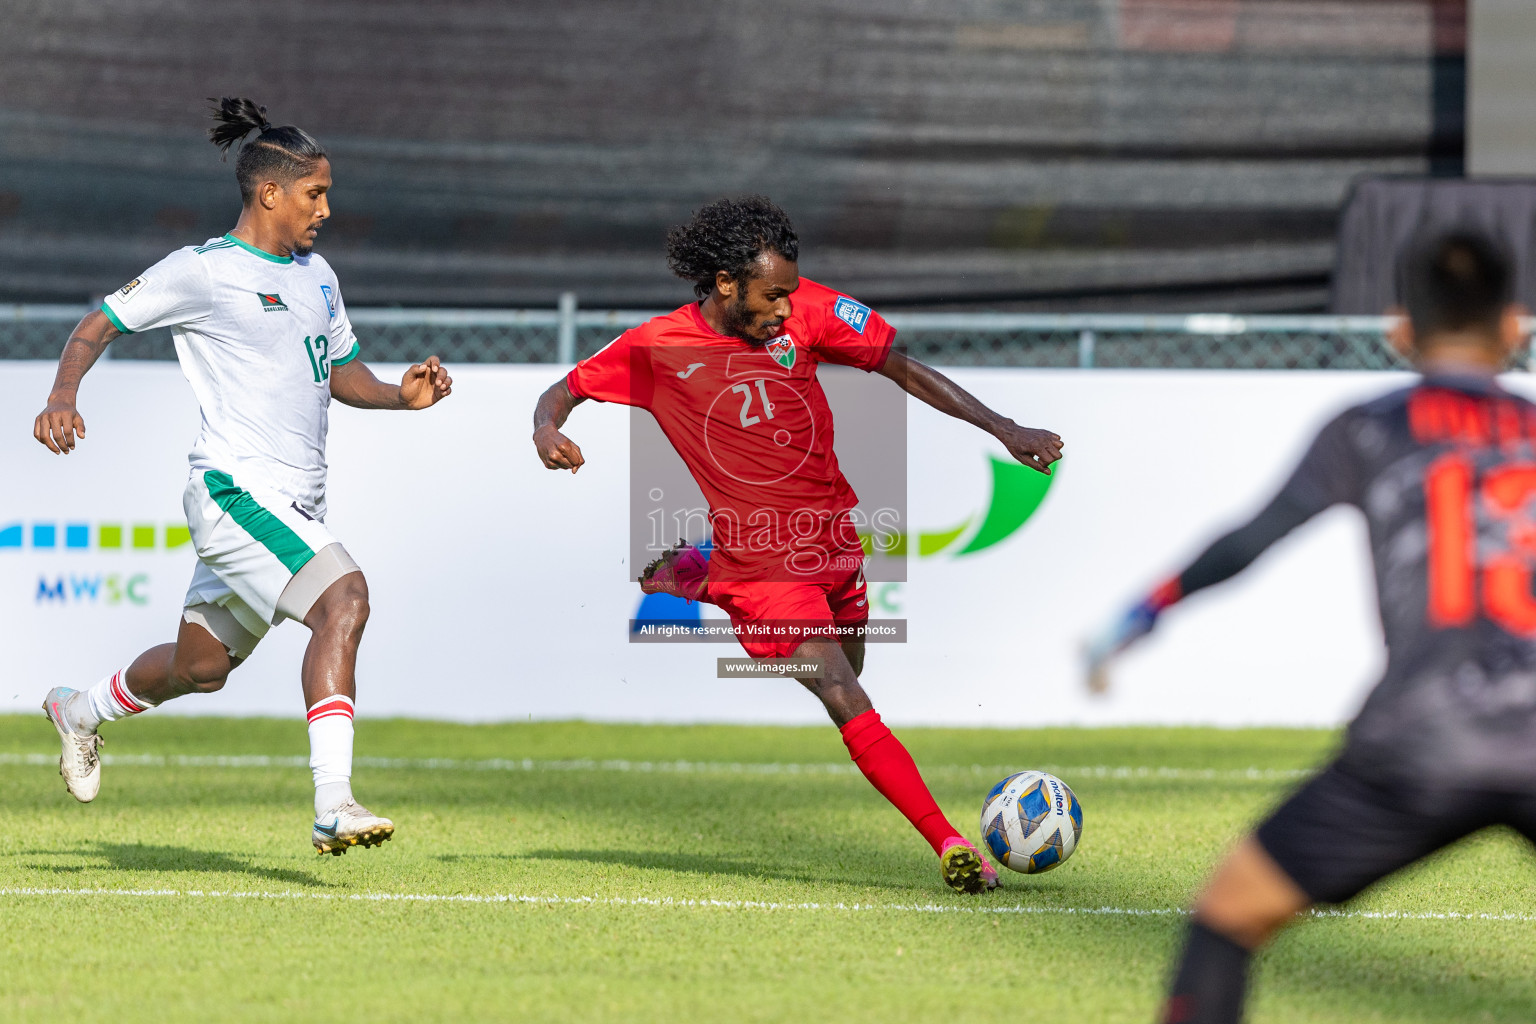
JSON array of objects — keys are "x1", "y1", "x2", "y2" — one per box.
[{"x1": 301, "y1": 334, "x2": 330, "y2": 383}]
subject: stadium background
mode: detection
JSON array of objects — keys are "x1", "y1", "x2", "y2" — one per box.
[
  {"x1": 3, "y1": 0, "x2": 1464, "y2": 310},
  {"x1": 0, "y1": 0, "x2": 1523, "y2": 728},
  {"x1": 9, "y1": 9, "x2": 1536, "y2": 1024}
]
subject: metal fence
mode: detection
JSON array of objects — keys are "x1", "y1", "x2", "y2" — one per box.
[{"x1": 5, "y1": 302, "x2": 1510, "y2": 371}]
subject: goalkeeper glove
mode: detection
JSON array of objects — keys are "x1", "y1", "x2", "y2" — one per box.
[{"x1": 1085, "y1": 578, "x2": 1182, "y2": 694}]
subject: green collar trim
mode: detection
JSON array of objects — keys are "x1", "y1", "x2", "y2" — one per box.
[{"x1": 223, "y1": 233, "x2": 293, "y2": 265}]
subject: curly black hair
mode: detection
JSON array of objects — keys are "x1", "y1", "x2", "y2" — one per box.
[{"x1": 665, "y1": 196, "x2": 800, "y2": 299}]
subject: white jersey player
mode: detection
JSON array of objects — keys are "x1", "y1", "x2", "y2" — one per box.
[{"x1": 33, "y1": 97, "x2": 453, "y2": 855}]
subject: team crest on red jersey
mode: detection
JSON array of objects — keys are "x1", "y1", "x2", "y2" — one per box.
[{"x1": 766, "y1": 335, "x2": 796, "y2": 370}]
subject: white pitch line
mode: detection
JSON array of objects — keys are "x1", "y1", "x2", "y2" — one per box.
[
  {"x1": 0, "y1": 752, "x2": 1312, "y2": 782},
  {"x1": 0, "y1": 887, "x2": 1530, "y2": 922}
]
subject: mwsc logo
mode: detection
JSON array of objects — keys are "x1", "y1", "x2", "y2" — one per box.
[{"x1": 2, "y1": 520, "x2": 192, "y2": 607}]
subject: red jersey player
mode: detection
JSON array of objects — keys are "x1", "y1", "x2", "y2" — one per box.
[{"x1": 533, "y1": 196, "x2": 1063, "y2": 892}]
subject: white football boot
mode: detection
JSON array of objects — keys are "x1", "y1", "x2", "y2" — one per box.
[
  {"x1": 312, "y1": 800, "x2": 395, "y2": 856},
  {"x1": 42, "y1": 687, "x2": 104, "y2": 803}
]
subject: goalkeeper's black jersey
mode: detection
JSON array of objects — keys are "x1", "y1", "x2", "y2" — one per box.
[{"x1": 1176, "y1": 373, "x2": 1536, "y2": 787}]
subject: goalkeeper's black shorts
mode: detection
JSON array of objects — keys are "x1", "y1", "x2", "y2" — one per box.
[{"x1": 1256, "y1": 760, "x2": 1536, "y2": 905}]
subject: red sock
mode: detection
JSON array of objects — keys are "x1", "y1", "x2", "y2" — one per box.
[{"x1": 840, "y1": 709, "x2": 963, "y2": 855}]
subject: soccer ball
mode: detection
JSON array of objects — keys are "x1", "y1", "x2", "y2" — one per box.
[{"x1": 980, "y1": 771, "x2": 1083, "y2": 874}]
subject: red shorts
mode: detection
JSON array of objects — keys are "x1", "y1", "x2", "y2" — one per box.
[{"x1": 709, "y1": 567, "x2": 869, "y2": 659}]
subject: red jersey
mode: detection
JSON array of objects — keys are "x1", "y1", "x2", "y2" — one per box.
[{"x1": 567, "y1": 279, "x2": 895, "y2": 582}]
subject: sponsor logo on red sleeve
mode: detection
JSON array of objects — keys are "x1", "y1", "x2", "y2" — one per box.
[{"x1": 833, "y1": 297, "x2": 870, "y2": 333}]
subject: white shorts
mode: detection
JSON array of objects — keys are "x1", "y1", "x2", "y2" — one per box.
[{"x1": 181, "y1": 469, "x2": 342, "y2": 642}]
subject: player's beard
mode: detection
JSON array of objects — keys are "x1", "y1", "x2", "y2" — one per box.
[
  {"x1": 292, "y1": 223, "x2": 321, "y2": 258},
  {"x1": 720, "y1": 294, "x2": 784, "y2": 348}
]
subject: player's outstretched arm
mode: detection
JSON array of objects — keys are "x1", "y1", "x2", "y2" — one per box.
[
  {"x1": 331, "y1": 356, "x2": 452, "y2": 410},
  {"x1": 876, "y1": 349, "x2": 1063, "y2": 474},
  {"x1": 532, "y1": 378, "x2": 587, "y2": 473},
  {"x1": 33, "y1": 308, "x2": 121, "y2": 454}
]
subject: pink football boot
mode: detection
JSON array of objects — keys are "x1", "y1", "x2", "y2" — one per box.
[
  {"x1": 638, "y1": 540, "x2": 712, "y2": 603},
  {"x1": 940, "y1": 836, "x2": 1000, "y2": 893}
]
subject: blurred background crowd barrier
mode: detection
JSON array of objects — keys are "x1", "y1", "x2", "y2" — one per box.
[
  {"x1": 0, "y1": 0, "x2": 1483, "y2": 314},
  {"x1": 7, "y1": 3, "x2": 1536, "y2": 339},
  {"x1": 5, "y1": 303, "x2": 1504, "y2": 370}
]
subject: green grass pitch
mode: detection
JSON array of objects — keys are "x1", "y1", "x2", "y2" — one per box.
[{"x1": 2, "y1": 715, "x2": 1533, "y2": 1023}]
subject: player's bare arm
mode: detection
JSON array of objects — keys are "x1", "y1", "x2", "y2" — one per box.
[
  {"x1": 330, "y1": 355, "x2": 453, "y2": 410},
  {"x1": 876, "y1": 348, "x2": 1063, "y2": 474},
  {"x1": 33, "y1": 308, "x2": 122, "y2": 454},
  {"x1": 532, "y1": 378, "x2": 587, "y2": 472}
]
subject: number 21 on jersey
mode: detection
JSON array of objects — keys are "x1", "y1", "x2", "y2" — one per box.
[{"x1": 732, "y1": 379, "x2": 775, "y2": 428}]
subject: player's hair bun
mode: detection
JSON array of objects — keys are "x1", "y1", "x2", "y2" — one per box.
[
  {"x1": 207, "y1": 97, "x2": 273, "y2": 157},
  {"x1": 204, "y1": 97, "x2": 327, "y2": 205}
]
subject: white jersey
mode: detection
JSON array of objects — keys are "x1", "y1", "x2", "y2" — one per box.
[{"x1": 101, "y1": 234, "x2": 360, "y2": 514}]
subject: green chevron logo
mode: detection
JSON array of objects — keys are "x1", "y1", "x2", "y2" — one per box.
[{"x1": 864, "y1": 455, "x2": 1056, "y2": 558}]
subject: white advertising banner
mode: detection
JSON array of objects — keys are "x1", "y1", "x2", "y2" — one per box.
[{"x1": 4, "y1": 360, "x2": 1509, "y2": 727}]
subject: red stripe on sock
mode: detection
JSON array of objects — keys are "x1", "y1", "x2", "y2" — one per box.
[
  {"x1": 306, "y1": 697, "x2": 354, "y2": 723},
  {"x1": 110, "y1": 672, "x2": 143, "y2": 716},
  {"x1": 839, "y1": 710, "x2": 962, "y2": 855},
  {"x1": 307, "y1": 709, "x2": 354, "y2": 725}
]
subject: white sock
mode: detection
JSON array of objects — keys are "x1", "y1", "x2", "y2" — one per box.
[
  {"x1": 74, "y1": 666, "x2": 154, "y2": 733},
  {"x1": 307, "y1": 694, "x2": 355, "y2": 817}
]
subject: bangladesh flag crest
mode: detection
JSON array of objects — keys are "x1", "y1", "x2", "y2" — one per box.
[
  {"x1": 766, "y1": 335, "x2": 796, "y2": 369},
  {"x1": 257, "y1": 292, "x2": 289, "y2": 312}
]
